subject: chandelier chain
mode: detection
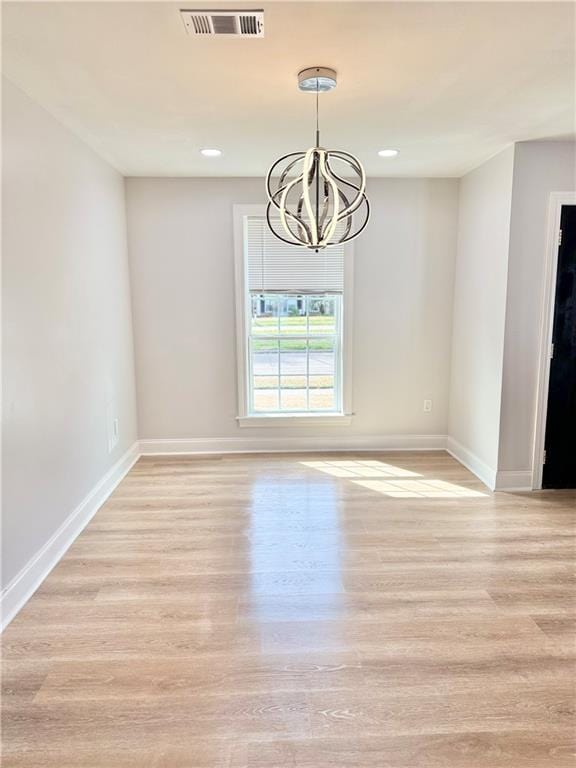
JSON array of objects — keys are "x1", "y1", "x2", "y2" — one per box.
[{"x1": 316, "y1": 77, "x2": 320, "y2": 146}]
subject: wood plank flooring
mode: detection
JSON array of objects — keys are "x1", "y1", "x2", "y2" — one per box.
[{"x1": 2, "y1": 452, "x2": 575, "y2": 767}]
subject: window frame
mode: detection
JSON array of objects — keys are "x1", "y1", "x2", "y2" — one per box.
[{"x1": 233, "y1": 204, "x2": 354, "y2": 427}]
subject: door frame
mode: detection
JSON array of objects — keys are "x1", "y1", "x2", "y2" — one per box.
[{"x1": 532, "y1": 191, "x2": 576, "y2": 489}]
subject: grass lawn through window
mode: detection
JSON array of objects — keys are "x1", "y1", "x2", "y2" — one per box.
[{"x1": 249, "y1": 297, "x2": 341, "y2": 413}]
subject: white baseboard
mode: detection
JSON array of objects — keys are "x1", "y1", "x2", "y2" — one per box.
[
  {"x1": 0, "y1": 442, "x2": 140, "y2": 632},
  {"x1": 139, "y1": 434, "x2": 448, "y2": 455},
  {"x1": 494, "y1": 470, "x2": 533, "y2": 492},
  {"x1": 446, "y1": 437, "x2": 496, "y2": 490}
]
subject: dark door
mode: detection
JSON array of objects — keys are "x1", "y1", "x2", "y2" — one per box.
[{"x1": 543, "y1": 204, "x2": 576, "y2": 489}]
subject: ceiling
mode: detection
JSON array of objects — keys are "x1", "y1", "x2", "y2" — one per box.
[{"x1": 3, "y1": 1, "x2": 574, "y2": 177}]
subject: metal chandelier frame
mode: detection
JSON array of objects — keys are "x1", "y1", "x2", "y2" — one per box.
[{"x1": 265, "y1": 68, "x2": 370, "y2": 250}]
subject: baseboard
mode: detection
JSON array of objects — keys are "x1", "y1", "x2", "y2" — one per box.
[
  {"x1": 0, "y1": 442, "x2": 140, "y2": 632},
  {"x1": 494, "y1": 470, "x2": 533, "y2": 492},
  {"x1": 446, "y1": 436, "x2": 496, "y2": 490},
  {"x1": 139, "y1": 434, "x2": 448, "y2": 455}
]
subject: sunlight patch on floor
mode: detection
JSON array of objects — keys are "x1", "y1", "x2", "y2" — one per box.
[
  {"x1": 301, "y1": 460, "x2": 487, "y2": 498},
  {"x1": 301, "y1": 460, "x2": 421, "y2": 479},
  {"x1": 353, "y1": 478, "x2": 486, "y2": 498}
]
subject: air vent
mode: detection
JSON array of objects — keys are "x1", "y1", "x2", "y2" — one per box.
[{"x1": 180, "y1": 10, "x2": 264, "y2": 37}]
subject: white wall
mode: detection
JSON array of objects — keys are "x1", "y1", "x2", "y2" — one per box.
[
  {"x1": 126, "y1": 177, "x2": 459, "y2": 446},
  {"x1": 498, "y1": 141, "x2": 576, "y2": 474},
  {"x1": 2, "y1": 80, "x2": 138, "y2": 590},
  {"x1": 448, "y1": 146, "x2": 515, "y2": 477}
]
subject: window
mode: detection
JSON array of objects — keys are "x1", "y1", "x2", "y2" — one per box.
[
  {"x1": 234, "y1": 206, "x2": 353, "y2": 425},
  {"x1": 250, "y1": 293, "x2": 341, "y2": 413}
]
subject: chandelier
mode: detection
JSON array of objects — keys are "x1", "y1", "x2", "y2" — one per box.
[{"x1": 266, "y1": 67, "x2": 370, "y2": 250}]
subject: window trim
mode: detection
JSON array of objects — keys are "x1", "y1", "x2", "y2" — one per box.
[{"x1": 233, "y1": 204, "x2": 354, "y2": 426}]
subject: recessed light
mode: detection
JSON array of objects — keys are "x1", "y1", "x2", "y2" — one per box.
[
  {"x1": 200, "y1": 148, "x2": 222, "y2": 157},
  {"x1": 378, "y1": 149, "x2": 399, "y2": 158}
]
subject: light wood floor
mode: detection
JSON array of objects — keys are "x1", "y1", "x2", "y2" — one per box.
[{"x1": 2, "y1": 452, "x2": 575, "y2": 767}]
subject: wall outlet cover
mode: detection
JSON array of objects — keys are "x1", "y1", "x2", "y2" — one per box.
[{"x1": 106, "y1": 401, "x2": 119, "y2": 453}]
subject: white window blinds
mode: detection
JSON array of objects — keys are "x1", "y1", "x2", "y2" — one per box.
[{"x1": 246, "y1": 216, "x2": 345, "y2": 294}]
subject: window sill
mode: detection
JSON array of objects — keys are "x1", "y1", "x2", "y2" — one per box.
[{"x1": 237, "y1": 414, "x2": 353, "y2": 428}]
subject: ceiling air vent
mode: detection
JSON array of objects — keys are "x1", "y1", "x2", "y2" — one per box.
[{"x1": 180, "y1": 10, "x2": 264, "y2": 37}]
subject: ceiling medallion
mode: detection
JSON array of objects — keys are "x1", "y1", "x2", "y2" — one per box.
[{"x1": 266, "y1": 67, "x2": 370, "y2": 250}]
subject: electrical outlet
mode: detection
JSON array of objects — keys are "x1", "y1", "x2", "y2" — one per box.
[
  {"x1": 108, "y1": 417, "x2": 119, "y2": 453},
  {"x1": 106, "y1": 401, "x2": 119, "y2": 453},
  {"x1": 423, "y1": 399, "x2": 432, "y2": 413}
]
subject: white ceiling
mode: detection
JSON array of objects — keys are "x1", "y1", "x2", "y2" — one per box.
[{"x1": 3, "y1": 1, "x2": 574, "y2": 177}]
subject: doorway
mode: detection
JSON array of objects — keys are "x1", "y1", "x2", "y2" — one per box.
[{"x1": 542, "y1": 204, "x2": 576, "y2": 488}]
